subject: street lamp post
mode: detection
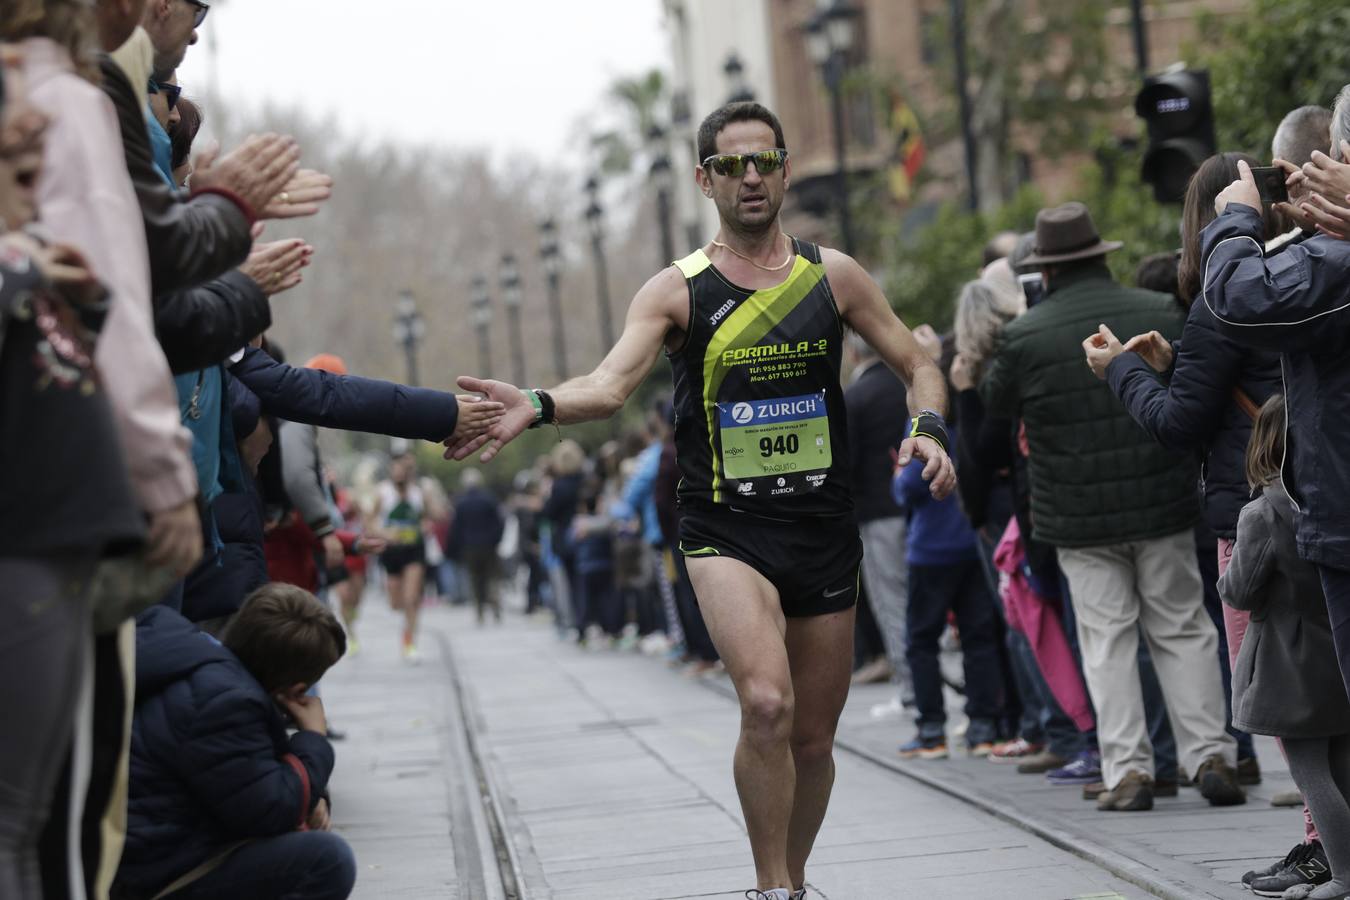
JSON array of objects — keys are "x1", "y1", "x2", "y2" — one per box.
[
  {"x1": 670, "y1": 91, "x2": 703, "y2": 251},
  {"x1": 583, "y1": 176, "x2": 616, "y2": 351},
  {"x1": 470, "y1": 275, "x2": 493, "y2": 381},
  {"x1": 723, "y1": 53, "x2": 755, "y2": 104},
  {"x1": 648, "y1": 123, "x2": 676, "y2": 266},
  {"x1": 538, "y1": 218, "x2": 568, "y2": 380},
  {"x1": 498, "y1": 253, "x2": 527, "y2": 387},
  {"x1": 391, "y1": 289, "x2": 425, "y2": 387},
  {"x1": 806, "y1": 1, "x2": 860, "y2": 257}
]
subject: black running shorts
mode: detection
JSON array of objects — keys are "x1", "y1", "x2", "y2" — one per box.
[
  {"x1": 678, "y1": 505, "x2": 862, "y2": 618},
  {"x1": 380, "y1": 540, "x2": 426, "y2": 576}
]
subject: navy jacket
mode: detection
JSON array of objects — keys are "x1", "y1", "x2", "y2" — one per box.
[
  {"x1": 1106, "y1": 295, "x2": 1281, "y2": 539},
  {"x1": 895, "y1": 424, "x2": 979, "y2": 566},
  {"x1": 453, "y1": 487, "x2": 505, "y2": 552},
  {"x1": 1199, "y1": 203, "x2": 1350, "y2": 569},
  {"x1": 229, "y1": 346, "x2": 459, "y2": 441},
  {"x1": 844, "y1": 359, "x2": 908, "y2": 523},
  {"x1": 118, "y1": 608, "x2": 334, "y2": 897}
]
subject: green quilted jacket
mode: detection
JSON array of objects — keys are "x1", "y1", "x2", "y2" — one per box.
[{"x1": 979, "y1": 262, "x2": 1198, "y2": 548}]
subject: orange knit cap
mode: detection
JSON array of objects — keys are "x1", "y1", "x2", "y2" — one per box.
[{"x1": 304, "y1": 353, "x2": 348, "y2": 375}]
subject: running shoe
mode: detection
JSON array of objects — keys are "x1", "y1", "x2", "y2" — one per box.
[
  {"x1": 967, "y1": 740, "x2": 997, "y2": 758},
  {"x1": 1247, "y1": 841, "x2": 1330, "y2": 897},
  {"x1": 898, "y1": 736, "x2": 948, "y2": 760},
  {"x1": 792, "y1": 890, "x2": 806, "y2": 900},
  {"x1": 402, "y1": 642, "x2": 421, "y2": 665},
  {"x1": 988, "y1": 738, "x2": 1044, "y2": 763},
  {"x1": 744, "y1": 890, "x2": 792, "y2": 900},
  {"x1": 1046, "y1": 750, "x2": 1101, "y2": 784}
]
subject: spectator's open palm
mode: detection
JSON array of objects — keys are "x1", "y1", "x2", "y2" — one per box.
[{"x1": 444, "y1": 377, "x2": 534, "y2": 463}]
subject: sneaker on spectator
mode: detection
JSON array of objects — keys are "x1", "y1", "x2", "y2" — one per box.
[
  {"x1": 1195, "y1": 755, "x2": 1246, "y2": 806},
  {"x1": 898, "y1": 736, "x2": 948, "y2": 760},
  {"x1": 988, "y1": 738, "x2": 1044, "y2": 763},
  {"x1": 1016, "y1": 749, "x2": 1069, "y2": 775},
  {"x1": 1247, "y1": 841, "x2": 1330, "y2": 897},
  {"x1": 1271, "y1": 789, "x2": 1305, "y2": 807},
  {"x1": 967, "y1": 740, "x2": 997, "y2": 758},
  {"x1": 1046, "y1": 750, "x2": 1101, "y2": 784}
]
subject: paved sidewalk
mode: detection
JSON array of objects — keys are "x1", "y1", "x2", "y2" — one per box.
[
  {"x1": 837, "y1": 683, "x2": 1298, "y2": 900},
  {"x1": 324, "y1": 600, "x2": 1298, "y2": 899}
]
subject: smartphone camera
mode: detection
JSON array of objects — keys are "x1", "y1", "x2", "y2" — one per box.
[
  {"x1": 1249, "y1": 166, "x2": 1290, "y2": 205},
  {"x1": 1018, "y1": 272, "x2": 1045, "y2": 308}
]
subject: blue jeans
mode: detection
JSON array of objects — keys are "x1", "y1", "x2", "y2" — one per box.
[
  {"x1": 164, "y1": 832, "x2": 355, "y2": 900},
  {"x1": 907, "y1": 560, "x2": 1004, "y2": 745}
]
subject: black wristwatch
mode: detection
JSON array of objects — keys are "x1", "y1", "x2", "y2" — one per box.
[{"x1": 908, "y1": 409, "x2": 950, "y2": 453}]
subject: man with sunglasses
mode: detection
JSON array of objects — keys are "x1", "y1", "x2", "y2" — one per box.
[
  {"x1": 142, "y1": 0, "x2": 207, "y2": 82},
  {"x1": 447, "y1": 101, "x2": 954, "y2": 900}
]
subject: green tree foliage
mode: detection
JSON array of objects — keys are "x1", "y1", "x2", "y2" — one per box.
[
  {"x1": 885, "y1": 147, "x2": 1181, "y2": 332},
  {"x1": 1196, "y1": 0, "x2": 1350, "y2": 156}
]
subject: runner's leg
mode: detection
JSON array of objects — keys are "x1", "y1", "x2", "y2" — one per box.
[
  {"x1": 686, "y1": 555, "x2": 794, "y2": 892},
  {"x1": 402, "y1": 562, "x2": 425, "y2": 643},
  {"x1": 784, "y1": 604, "x2": 855, "y2": 892}
]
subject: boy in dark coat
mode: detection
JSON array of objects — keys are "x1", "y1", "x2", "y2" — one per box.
[{"x1": 115, "y1": 585, "x2": 355, "y2": 900}]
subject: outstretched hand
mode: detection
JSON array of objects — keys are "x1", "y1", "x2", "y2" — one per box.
[
  {"x1": 446, "y1": 392, "x2": 507, "y2": 448},
  {"x1": 444, "y1": 377, "x2": 535, "y2": 463}
]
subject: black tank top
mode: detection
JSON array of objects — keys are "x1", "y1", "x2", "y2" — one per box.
[{"x1": 669, "y1": 238, "x2": 852, "y2": 519}]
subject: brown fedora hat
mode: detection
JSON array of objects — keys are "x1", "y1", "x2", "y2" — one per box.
[{"x1": 1021, "y1": 201, "x2": 1123, "y2": 266}]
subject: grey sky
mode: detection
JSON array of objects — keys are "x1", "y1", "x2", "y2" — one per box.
[{"x1": 178, "y1": 0, "x2": 668, "y2": 165}]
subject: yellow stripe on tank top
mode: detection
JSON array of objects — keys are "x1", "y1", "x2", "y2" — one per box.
[{"x1": 701, "y1": 255, "x2": 825, "y2": 503}]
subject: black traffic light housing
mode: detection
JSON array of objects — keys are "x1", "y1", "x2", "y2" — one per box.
[{"x1": 1135, "y1": 69, "x2": 1217, "y2": 203}]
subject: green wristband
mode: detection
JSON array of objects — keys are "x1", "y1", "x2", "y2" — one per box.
[{"x1": 523, "y1": 389, "x2": 544, "y2": 426}]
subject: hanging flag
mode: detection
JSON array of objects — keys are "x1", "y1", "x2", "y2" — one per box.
[{"x1": 888, "y1": 92, "x2": 926, "y2": 202}]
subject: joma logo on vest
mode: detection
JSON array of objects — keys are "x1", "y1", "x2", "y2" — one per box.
[{"x1": 709, "y1": 299, "x2": 737, "y2": 326}]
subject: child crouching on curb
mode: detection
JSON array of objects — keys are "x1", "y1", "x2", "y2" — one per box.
[
  {"x1": 1219, "y1": 395, "x2": 1350, "y2": 900},
  {"x1": 113, "y1": 584, "x2": 355, "y2": 900}
]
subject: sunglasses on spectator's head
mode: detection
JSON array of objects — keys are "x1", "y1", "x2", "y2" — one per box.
[
  {"x1": 149, "y1": 80, "x2": 182, "y2": 110},
  {"x1": 183, "y1": 0, "x2": 209, "y2": 28},
  {"x1": 701, "y1": 148, "x2": 789, "y2": 178}
]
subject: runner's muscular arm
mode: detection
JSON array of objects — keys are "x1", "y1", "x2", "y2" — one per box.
[
  {"x1": 824, "y1": 249, "x2": 956, "y2": 498},
  {"x1": 446, "y1": 267, "x2": 685, "y2": 463}
]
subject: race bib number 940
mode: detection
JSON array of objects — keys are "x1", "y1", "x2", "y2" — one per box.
[{"x1": 717, "y1": 392, "x2": 832, "y2": 482}]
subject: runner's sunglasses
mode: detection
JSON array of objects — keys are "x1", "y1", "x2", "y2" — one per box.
[
  {"x1": 183, "y1": 0, "x2": 210, "y2": 27},
  {"x1": 701, "y1": 148, "x2": 789, "y2": 178}
]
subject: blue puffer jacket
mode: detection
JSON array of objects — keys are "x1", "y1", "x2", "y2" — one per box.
[
  {"x1": 117, "y1": 608, "x2": 334, "y2": 898},
  {"x1": 1106, "y1": 296, "x2": 1282, "y2": 539},
  {"x1": 228, "y1": 346, "x2": 460, "y2": 440},
  {"x1": 1199, "y1": 202, "x2": 1350, "y2": 570}
]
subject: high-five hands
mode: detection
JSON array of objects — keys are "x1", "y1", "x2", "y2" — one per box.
[
  {"x1": 444, "y1": 386, "x2": 512, "y2": 459},
  {"x1": 444, "y1": 377, "x2": 535, "y2": 463}
]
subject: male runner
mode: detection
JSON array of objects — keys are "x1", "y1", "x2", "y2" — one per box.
[{"x1": 446, "y1": 102, "x2": 954, "y2": 900}]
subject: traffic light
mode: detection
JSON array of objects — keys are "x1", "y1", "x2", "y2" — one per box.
[{"x1": 1135, "y1": 69, "x2": 1216, "y2": 203}]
